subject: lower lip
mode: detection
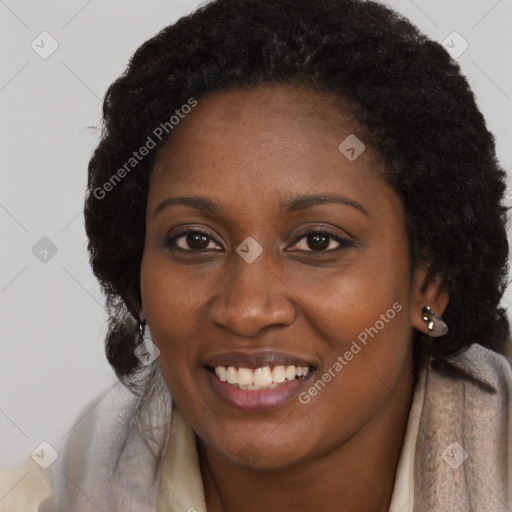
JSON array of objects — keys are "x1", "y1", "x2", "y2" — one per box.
[{"x1": 206, "y1": 369, "x2": 314, "y2": 412}]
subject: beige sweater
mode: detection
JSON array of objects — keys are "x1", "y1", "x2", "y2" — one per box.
[{"x1": 1, "y1": 343, "x2": 510, "y2": 511}]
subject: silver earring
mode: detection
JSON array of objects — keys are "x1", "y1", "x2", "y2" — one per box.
[
  {"x1": 422, "y1": 305, "x2": 448, "y2": 337},
  {"x1": 134, "y1": 320, "x2": 159, "y2": 366},
  {"x1": 137, "y1": 319, "x2": 150, "y2": 341}
]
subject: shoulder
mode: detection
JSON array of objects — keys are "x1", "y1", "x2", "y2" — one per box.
[
  {"x1": 49, "y1": 379, "x2": 146, "y2": 507},
  {"x1": 415, "y1": 344, "x2": 511, "y2": 509},
  {"x1": 48, "y1": 369, "x2": 172, "y2": 510},
  {"x1": 0, "y1": 380, "x2": 147, "y2": 512},
  {"x1": 452, "y1": 343, "x2": 512, "y2": 394}
]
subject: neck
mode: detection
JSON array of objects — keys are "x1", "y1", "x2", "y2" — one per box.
[{"x1": 198, "y1": 366, "x2": 415, "y2": 512}]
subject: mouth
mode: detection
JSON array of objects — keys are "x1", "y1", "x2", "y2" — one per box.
[{"x1": 203, "y1": 351, "x2": 317, "y2": 411}]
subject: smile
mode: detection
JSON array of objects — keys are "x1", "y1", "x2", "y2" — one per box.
[
  {"x1": 203, "y1": 351, "x2": 317, "y2": 411},
  {"x1": 211, "y1": 365, "x2": 310, "y2": 390}
]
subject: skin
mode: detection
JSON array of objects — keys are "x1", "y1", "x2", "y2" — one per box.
[{"x1": 140, "y1": 85, "x2": 449, "y2": 512}]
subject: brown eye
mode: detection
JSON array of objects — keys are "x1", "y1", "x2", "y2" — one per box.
[
  {"x1": 288, "y1": 230, "x2": 353, "y2": 252},
  {"x1": 168, "y1": 230, "x2": 222, "y2": 251}
]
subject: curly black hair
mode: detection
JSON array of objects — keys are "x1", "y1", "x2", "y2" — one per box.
[{"x1": 84, "y1": 0, "x2": 510, "y2": 396}]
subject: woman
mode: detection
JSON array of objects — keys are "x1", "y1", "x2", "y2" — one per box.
[{"x1": 1, "y1": 0, "x2": 510, "y2": 510}]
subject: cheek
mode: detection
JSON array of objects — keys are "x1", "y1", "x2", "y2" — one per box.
[
  {"x1": 294, "y1": 243, "x2": 410, "y2": 349},
  {"x1": 140, "y1": 253, "x2": 197, "y2": 379},
  {"x1": 299, "y1": 278, "x2": 410, "y2": 386},
  {"x1": 140, "y1": 247, "x2": 208, "y2": 333}
]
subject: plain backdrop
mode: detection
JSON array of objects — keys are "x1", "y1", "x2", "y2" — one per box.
[{"x1": 1, "y1": 0, "x2": 511, "y2": 468}]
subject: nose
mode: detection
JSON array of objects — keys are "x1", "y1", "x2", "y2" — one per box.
[{"x1": 208, "y1": 251, "x2": 296, "y2": 337}]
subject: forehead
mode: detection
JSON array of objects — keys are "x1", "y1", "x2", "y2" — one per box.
[{"x1": 149, "y1": 85, "x2": 394, "y2": 219}]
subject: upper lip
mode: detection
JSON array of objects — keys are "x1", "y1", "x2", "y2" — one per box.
[{"x1": 204, "y1": 350, "x2": 316, "y2": 369}]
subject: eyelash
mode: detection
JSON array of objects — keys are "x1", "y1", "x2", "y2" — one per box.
[{"x1": 167, "y1": 228, "x2": 353, "y2": 253}]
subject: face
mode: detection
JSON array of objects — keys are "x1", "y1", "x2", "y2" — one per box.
[{"x1": 140, "y1": 85, "x2": 438, "y2": 470}]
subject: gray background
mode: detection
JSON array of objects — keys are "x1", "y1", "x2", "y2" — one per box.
[{"x1": 1, "y1": 0, "x2": 511, "y2": 468}]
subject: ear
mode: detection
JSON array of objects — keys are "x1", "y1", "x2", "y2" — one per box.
[{"x1": 410, "y1": 268, "x2": 449, "y2": 334}]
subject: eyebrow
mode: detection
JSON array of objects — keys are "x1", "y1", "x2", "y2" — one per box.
[
  {"x1": 154, "y1": 193, "x2": 370, "y2": 218},
  {"x1": 280, "y1": 193, "x2": 370, "y2": 217},
  {"x1": 154, "y1": 197, "x2": 223, "y2": 217}
]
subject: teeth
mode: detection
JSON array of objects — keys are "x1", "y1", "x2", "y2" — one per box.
[
  {"x1": 285, "y1": 365, "x2": 296, "y2": 381},
  {"x1": 271, "y1": 365, "x2": 286, "y2": 383},
  {"x1": 253, "y1": 367, "x2": 273, "y2": 386},
  {"x1": 213, "y1": 364, "x2": 310, "y2": 389},
  {"x1": 226, "y1": 366, "x2": 238, "y2": 384},
  {"x1": 237, "y1": 367, "x2": 253, "y2": 386},
  {"x1": 217, "y1": 366, "x2": 227, "y2": 382}
]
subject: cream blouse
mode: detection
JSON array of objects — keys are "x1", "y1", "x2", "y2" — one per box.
[{"x1": 0, "y1": 368, "x2": 426, "y2": 512}]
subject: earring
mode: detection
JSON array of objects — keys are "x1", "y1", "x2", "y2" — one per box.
[
  {"x1": 421, "y1": 305, "x2": 448, "y2": 337},
  {"x1": 137, "y1": 319, "x2": 150, "y2": 341},
  {"x1": 134, "y1": 319, "x2": 160, "y2": 365}
]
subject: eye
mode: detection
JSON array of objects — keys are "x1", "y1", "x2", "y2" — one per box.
[
  {"x1": 166, "y1": 228, "x2": 353, "y2": 253},
  {"x1": 288, "y1": 230, "x2": 353, "y2": 252},
  {"x1": 168, "y1": 230, "x2": 223, "y2": 252}
]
